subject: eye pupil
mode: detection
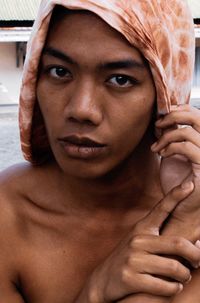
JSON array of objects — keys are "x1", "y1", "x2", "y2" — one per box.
[
  {"x1": 56, "y1": 68, "x2": 66, "y2": 77},
  {"x1": 116, "y1": 76, "x2": 128, "y2": 85}
]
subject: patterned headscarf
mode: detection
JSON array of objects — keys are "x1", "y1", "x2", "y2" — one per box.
[{"x1": 19, "y1": 0, "x2": 195, "y2": 164}]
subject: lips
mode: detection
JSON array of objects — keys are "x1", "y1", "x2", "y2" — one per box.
[
  {"x1": 58, "y1": 135, "x2": 107, "y2": 159},
  {"x1": 59, "y1": 135, "x2": 106, "y2": 148}
]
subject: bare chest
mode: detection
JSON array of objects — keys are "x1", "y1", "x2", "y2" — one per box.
[{"x1": 17, "y1": 216, "x2": 123, "y2": 303}]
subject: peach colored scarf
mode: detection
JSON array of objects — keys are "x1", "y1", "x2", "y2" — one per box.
[{"x1": 19, "y1": 0, "x2": 195, "y2": 164}]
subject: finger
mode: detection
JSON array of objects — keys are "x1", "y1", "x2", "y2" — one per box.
[
  {"x1": 170, "y1": 104, "x2": 196, "y2": 112},
  {"x1": 132, "y1": 235, "x2": 200, "y2": 268},
  {"x1": 151, "y1": 127, "x2": 200, "y2": 152},
  {"x1": 160, "y1": 142, "x2": 200, "y2": 165},
  {"x1": 140, "y1": 274, "x2": 183, "y2": 296},
  {"x1": 156, "y1": 109, "x2": 200, "y2": 132},
  {"x1": 133, "y1": 181, "x2": 194, "y2": 235},
  {"x1": 140, "y1": 254, "x2": 191, "y2": 284}
]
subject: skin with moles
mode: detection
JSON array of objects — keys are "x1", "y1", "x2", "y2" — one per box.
[{"x1": 0, "y1": 11, "x2": 200, "y2": 303}]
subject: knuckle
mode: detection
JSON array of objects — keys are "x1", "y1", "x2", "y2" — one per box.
[
  {"x1": 126, "y1": 255, "x2": 134, "y2": 267},
  {"x1": 168, "y1": 260, "x2": 180, "y2": 274},
  {"x1": 158, "y1": 200, "x2": 171, "y2": 215},
  {"x1": 181, "y1": 141, "x2": 191, "y2": 150},
  {"x1": 172, "y1": 236, "x2": 186, "y2": 250},
  {"x1": 132, "y1": 222, "x2": 143, "y2": 234},
  {"x1": 183, "y1": 269, "x2": 191, "y2": 282},
  {"x1": 170, "y1": 186, "x2": 183, "y2": 200},
  {"x1": 170, "y1": 112, "x2": 179, "y2": 123},
  {"x1": 160, "y1": 282, "x2": 181, "y2": 296},
  {"x1": 182, "y1": 126, "x2": 192, "y2": 135},
  {"x1": 161, "y1": 132, "x2": 170, "y2": 143},
  {"x1": 129, "y1": 235, "x2": 145, "y2": 248},
  {"x1": 169, "y1": 142, "x2": 177, "y2": 150},
  {"x1": 121, "y1": 266, "x2": 132, "y2": 285}
]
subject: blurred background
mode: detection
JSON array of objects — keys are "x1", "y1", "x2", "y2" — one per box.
[{"x1": 0, "y1": 0, "x2": 200, "y2": 171}]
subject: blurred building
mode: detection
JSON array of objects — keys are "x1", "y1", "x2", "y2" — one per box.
[
  {"x1": 0, "y1": 0, "x2": 40, "y2": 104},
  {"x1": 0, "y1": 0, "x2": 200, "y2": 105}
]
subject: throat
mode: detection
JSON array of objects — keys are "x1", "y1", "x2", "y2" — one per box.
[{"x1": 57, "y1": 148, "x2": 163, "y2": 214}]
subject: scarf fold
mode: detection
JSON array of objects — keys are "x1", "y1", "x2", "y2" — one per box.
[{"x1": 19, "y1": 0, "x2": 195, "y2": 164}]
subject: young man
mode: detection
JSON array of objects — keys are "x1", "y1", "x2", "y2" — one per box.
[{"x1": 1, "y1": 1, "x2": 200, "y2": 302}]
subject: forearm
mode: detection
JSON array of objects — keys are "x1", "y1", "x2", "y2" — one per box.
[
  {"x1": 74, "y1": 274, "x2": 103, "y2": 303},
  {"x1": 75, "y1": 288, "x2": 172, "y2": 303}
]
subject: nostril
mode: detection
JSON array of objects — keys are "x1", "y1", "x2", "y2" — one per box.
[{"x1": 68, "y1": 117, "x2": 95, "y2": 126}]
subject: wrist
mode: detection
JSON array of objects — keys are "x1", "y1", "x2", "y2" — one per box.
[
  {"x1": 74, "y1": 271, "x2": 106, "y2": 303},
  {"x1": 87, "y1": 269, "x2": 107, "y2": 303}
]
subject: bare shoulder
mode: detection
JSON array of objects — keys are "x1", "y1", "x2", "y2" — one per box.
[
  {"x1": 0, "y1": 162, "x2": 54, "y2": 245},
  {"x1": 0, "y1": 163, "x2": 38, "y2": 299},
  {"x1": 0, "y1": 162, "x2": 61, "y2": 285},
  {"x1": 0, "y1": 162, "x2": 44, "y2": 211},
  {"x1": 0, "y1": 162, "x2": 33, "y2": 221},
  {"x1": 0, "y1": 162, "x2": 43, "y2": 239},
  {"x1": 0, "y1": 161, "x2": 67, "y2": 240},
  {"x1": 0, "y1": 161, "x2": 60, "y2": 209}
]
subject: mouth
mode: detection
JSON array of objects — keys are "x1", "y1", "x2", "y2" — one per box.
[
  {"x1": 59, "y1": 135, "x2": 106, "y2": 147},
  {"x1": 58, "y1": 135, "x2": 107, "y2": 159}
]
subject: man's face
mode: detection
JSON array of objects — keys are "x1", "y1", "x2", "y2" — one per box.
[{"x1": 37, "y1": 11, "x2": 156, "y2": 178}]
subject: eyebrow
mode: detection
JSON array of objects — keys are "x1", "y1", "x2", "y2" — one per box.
[
  {"x1": 99, "y1": 60, "x2": 146, "y2": 70},
  {"x1": 42, "y1": 46, "x2": 146, "y2": 70},
  {"x1": 43, "y1": 47, "x2": 76, "y2": 65}
]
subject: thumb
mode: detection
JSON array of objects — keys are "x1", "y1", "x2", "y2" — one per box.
[{"x1": 134, "y1": 181, "x2": 194, "y2": 236}]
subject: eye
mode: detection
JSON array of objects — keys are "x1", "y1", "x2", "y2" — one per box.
[
  {"x1": 107, "y1": 75, "x2": 138, "y2": 88},
  {"x1": 48, "y1": 66, "x2": 72, "y2": 80}
]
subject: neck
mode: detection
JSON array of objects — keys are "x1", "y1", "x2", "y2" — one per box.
[{"x1": 54, "y1": 132, "x2": 163, "y2": 213}]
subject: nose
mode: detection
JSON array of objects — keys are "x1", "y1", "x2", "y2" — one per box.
[{"x1": 65, "y1": 79, "x2": 103, "y2": 126}]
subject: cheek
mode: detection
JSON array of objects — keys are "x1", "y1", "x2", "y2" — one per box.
[
  {"x1": 109, "y1": 98, "x2": 155, "y2": 160},
  {"x1": 36, "y1": 84, "x2": 58, "y2": 139},
  {"x1": 114, "y1": 98, "x2": 154, "y2": 138}
]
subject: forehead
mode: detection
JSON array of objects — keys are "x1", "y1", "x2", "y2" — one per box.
[{"x1": 45, "y1": 9, "x2": 145, "y2": 64}]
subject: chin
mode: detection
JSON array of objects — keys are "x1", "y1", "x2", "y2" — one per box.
[
  {"x1": 55, "y1": 157, "x2": 119, "y2": 180},
  {"x1": 51, "y1": 144, "x2": 134, "y2": 180}
]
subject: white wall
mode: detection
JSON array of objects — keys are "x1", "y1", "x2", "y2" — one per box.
[{"x1": 0, "y1": 42, "x2": 23, "y2": 104}]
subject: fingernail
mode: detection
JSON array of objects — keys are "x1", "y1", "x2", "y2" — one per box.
[
  {"x1": 185, "y1": 275, "x2": 192, "y2": 284},
  {"x1": 195, "y1": 240, "x2": 200, "y2": 249},
  {"x1": 156, "y1": 119, "x2": 163, "y2": 125},
  {"x1": 160, "y1": 148, "x2": 166, "y2": 156},
  {"x1": 177, "y1": 283, "x2": 183, "y2": 294},
  {"x1": 181, "y1": 181, "x2": 194, "y2": 190},
  {"x1": 151, "y1": 142, "x2": 158, "y2": 149}
]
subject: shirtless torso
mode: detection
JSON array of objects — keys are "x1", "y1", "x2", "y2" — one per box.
[{"x1": 1, "y1": 163, "x2": 200, "y2": 303}]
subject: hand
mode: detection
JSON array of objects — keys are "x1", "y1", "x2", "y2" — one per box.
[
  {"x1": 151, "y1": 105, "x2": 200, "y2": 241},
  {"x1": 151, "y1": 104, "x2": 200, "y2": 194},
  {"x1": 76, "y1": 183, "x2": 200, "y2": 303}
]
